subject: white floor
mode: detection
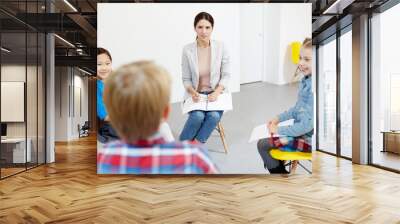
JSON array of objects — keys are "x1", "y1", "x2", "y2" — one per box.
[{"x1": 168, "y1": 81, "x2": 313, "y2": 174}]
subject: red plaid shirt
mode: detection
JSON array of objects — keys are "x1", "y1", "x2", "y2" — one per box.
[
  {"x1": 269, "y1": 135, "x2": 312, "y2": 153},
  {"x1": 97, "y1": 133, "x2": 218, "y2": 174}
]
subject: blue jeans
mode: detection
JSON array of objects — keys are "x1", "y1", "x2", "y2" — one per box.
[{"x1": 180, "y1": 110, "x2": 223, "y2": 143}]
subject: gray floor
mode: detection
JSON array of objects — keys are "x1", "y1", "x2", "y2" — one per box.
[{"x1": 168, "y1": 81, "x2": 312, "y2": 174}]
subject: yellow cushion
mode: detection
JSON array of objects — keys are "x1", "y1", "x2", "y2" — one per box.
[
  {"x1": 270, "y1": 149, "x2": 312, "y2": 161},
  {"x1": 291, "y1": 41, "x2": 302, "y2": 64}
]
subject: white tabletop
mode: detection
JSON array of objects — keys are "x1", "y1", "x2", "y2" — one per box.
[{"x1": 1, "y1": 138, "x2": 27, "y2": 143}]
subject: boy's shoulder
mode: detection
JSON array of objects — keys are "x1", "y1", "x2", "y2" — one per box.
[
  {"x1": 162, "y1": 140, "x2": 203, "y2": 148},
  {"x1": 103, "y1": 139, "x2": 205, "y2": 151}
]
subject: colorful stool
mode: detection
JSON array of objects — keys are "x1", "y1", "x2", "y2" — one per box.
[{"x1": 269, "y1": 149, "x2": 312, "y2": 174}]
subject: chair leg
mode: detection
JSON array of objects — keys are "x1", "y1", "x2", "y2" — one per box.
[
  {"x1": 291, "y1": 160, "x2": 298, "y2": 174},
  {"x1": 218, "y1": 122, "x2": 228, "y2": 154},
  {"x1": 298, "y1": 161, "x2": 312, "y2": 174},
  {"x1": 283, "y1": 161, "x2": 291, "y2": 173}
]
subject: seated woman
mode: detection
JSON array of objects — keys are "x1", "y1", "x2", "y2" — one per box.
[
  {"x1": 179, "y1": 11, "x2": 230, "y2": 144},
  {"x1": 257, "y1": 38, "x2": 313, "y2": 174}
]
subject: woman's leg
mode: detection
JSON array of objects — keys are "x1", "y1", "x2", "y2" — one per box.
[
  {"x1": 179, "y1": 111, "x2": 206, "y2": 141},
  {"x1": 195, "y1": 111, "x2": 223, "y2": 143},
  {"x1": 257, "y1": 138, "x2": 288, "y2": 174}
]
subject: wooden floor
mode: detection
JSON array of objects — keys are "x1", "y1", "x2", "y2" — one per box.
[
  {"x1": 0, "y1": 135, "x2": 400, "y2": 223},
  {"x1": 373, "y1": 151, "x2": 400, "y2": 171},
  {"x1": 1, "y1": 163, "x2": 44, "y2": 178},
  {"x1": 1, "y1": 167, "x2": 26, "y2": 178}
]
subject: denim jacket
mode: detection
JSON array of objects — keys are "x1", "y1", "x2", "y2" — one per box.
[{"x1": 277, "y1": 75, "x2": 314, "y2": 138}]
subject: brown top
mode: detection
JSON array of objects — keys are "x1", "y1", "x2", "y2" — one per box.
[{"x1": 197, "y1": 46, "x2": 212, "y2": 92}]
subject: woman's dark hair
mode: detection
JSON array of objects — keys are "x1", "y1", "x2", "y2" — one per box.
[
  {"x1": 97, "y1": 47, "x2": 112, "y2": 61},
  {"x1": 194, "y1": 12, "x2": 214, "y2": 28}
]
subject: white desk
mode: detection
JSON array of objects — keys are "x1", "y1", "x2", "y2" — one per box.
[{"x1": 1, "y1": 138, "x2": 31, "y2": 163}]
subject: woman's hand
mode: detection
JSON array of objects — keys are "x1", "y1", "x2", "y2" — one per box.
[
  {"x1": 208, "y1": 91, "x2": 220, "y2": 102},
  {"x1": 208, "y1": 84, "x2": 224, "y2": 102},
  {"x1": 191, "y1": 92, "x2": 200, "y2": 103}
]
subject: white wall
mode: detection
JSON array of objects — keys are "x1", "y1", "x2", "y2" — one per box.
[
  {"x1": 264, "y1": 4, "x2": 312, "y2": 85},
  {"x1": 54, "y1": 67, "x2": 89, "y2": 141},
  {"x1": 240, "y1": 4, "x2": 264, "y2": 84},
  {"x1": 72, "y1": 74, "x2": 89, "y2": 138},
  {"x1": 98, "y1": 3, "x2": 241, "y2": 103},
  {"x1": 263, "y1": 5, "x2": 281, "y2": 84},
  {"x1": 1, "y1": 64, "x2": 46, "y2": 163},
  {"x1": 98, "y1": 3, "x2": 311, "y2": 103},
  {"x1": 81, "y1": 76, "x2": 89, "y2": 126},
  {"x1": 240, "y1": 3, "x2": 312, "y2": 85},
  {"x1": 1, "y1": 65, "x2": 31, "y2": 138},
  {"x1": 280, "y1": 4, "x2": 312, "y2": 84},
  {"x1": 0, "y1": 65, "x2": 26, "y2": 82},
  {"x1": 1, "y1": 82, "x2": 24, "y2": 123},
  {"x1": 55, "y1": 67, "x2": 68, "y2": 141}
]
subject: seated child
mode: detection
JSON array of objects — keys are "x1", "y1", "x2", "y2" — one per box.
[
  {"x1": 97, "y1": 60, "x2": 218, "y2": 174},
  {"x1": 257, "y1": 38, "x2": 313, "y2": 174}
]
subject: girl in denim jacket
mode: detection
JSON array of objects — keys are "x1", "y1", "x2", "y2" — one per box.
[{"x1": 257, "y1": 38, "x2": 313, "y2": 174}]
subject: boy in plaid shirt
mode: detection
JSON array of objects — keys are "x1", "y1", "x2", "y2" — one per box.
[
  {"x1": 97, "y1": 61, "x2": 218, "y2": 174},
  {"x1": 257, "y1": 38, "x2": 313, "y2": 174}
]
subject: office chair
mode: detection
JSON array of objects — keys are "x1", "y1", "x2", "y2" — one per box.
[{"x1": 78, "y1": 121, "x2": 90, "y2": 138}]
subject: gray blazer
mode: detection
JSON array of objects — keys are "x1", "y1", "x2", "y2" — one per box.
[{"x1": 181, "y1": 40, "x2": 231, "y2": 99}]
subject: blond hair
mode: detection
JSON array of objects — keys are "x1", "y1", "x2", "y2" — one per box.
[
  {"x1": 103, "y1": 61, "x2": 171, "y2": 142},
  {"x1": 293, "y1": 37, "x2": 312, "y2": 81},
  {"x1": 302, "y1": 37, "x2": 312, "y2": 49}
]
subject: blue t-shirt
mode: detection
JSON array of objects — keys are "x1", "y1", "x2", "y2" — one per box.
[{"x1": 97, "y1": 79, "x2": 107, "y2": 120}]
